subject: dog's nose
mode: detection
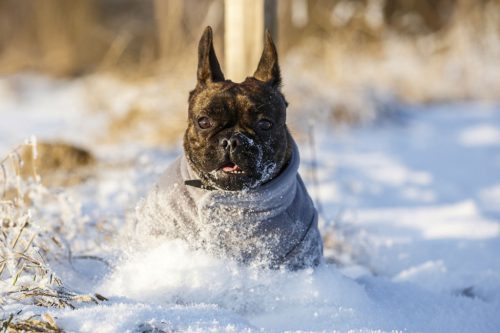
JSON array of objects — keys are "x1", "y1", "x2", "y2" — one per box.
[{"x1": 220, "y1": 135, "x2": 241, "y2": 152}]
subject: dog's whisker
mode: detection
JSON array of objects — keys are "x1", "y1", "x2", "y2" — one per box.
[{"x1": 255, "y1": 102, "x2": 271, "y2": 110}]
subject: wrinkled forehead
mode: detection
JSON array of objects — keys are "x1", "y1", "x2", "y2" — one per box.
[{"x1": 190, "y1": 80, "x2": 285, "y2": 114}]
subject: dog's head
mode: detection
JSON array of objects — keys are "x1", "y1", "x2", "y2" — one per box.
[{"x1": 183, "y1": 26, "x2": 291, "y2": 191}]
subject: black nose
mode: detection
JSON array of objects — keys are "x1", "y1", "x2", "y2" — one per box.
[{"x1": 220, "y1": 135, "x2": 241, "y2": 152}]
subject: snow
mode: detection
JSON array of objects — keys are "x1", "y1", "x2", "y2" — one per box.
[
  {"x1": 460, "y1": 124, "x2": 500, "y2": 147},
  {"x1": 479, "y1": 184, "x2": 500, "y2": 214},
  {"x1": 1, "y1": 75, "x2": 500, "y2": 332}
]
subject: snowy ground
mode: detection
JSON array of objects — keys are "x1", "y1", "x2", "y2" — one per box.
[{"x1": 1, "y1": 75, "x2": 500, "y2": 332}]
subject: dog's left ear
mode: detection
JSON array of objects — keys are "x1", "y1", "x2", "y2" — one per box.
[
  {"x1": 253, "y1": 30, "x2": 281, "y2": 89},
  {"x1": 197, "y1": 26, "x2": 225, "y2": 87}
]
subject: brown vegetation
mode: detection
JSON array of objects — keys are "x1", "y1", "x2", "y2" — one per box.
[
  {"x1": 19, "y1": 141, "x2": 95, "y2": 187},
  {"x1": 1, "y1": 0, "x2": 498, "y2": 81},
  {"x1": 1, "y1": 144, "x2": 106, "y2": 332},
  {"x1": 0, "y1": 0, "x2": 499, "y2": 142}
]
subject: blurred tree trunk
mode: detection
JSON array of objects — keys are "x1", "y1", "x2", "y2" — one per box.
[
  {"x1": 154, "y1": 0, "x2": 184, "y2": 68},
  {"x1": 277, "y1": 0, "x2": 294, "y2": 55}
]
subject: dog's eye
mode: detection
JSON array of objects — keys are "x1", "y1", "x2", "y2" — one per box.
[
  {"x1": 257, "y1": 119, "x2": 273, "y2": 131},
  {"x1": 197, "y1": 116, "x2": 213, "y2": 129}
]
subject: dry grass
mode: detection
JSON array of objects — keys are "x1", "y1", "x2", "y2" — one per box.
[
  {"x1": 1, "y1": 1, "x2": 499, "y2": 148},
  {"x1": 0, "y1": 0, "x2": 217, "y2": 77},
  {"x1": 0, "y1": 142, "x2": 106, "y2": 332},
  {"x1": 106, "y1": 104, "x2": 186, "y2": 146},
  {"x1": 277, "y1": 0, "x2": 500, "y2": 129},
  {"x1": 1, "y1": 313, "x2": 63, "y2": 333},
  {"x1": 1, "y1": 0, "x2": 498, "y2": 97},
  {"x1": 19, "y1": 141, "x2": 96, "y2": 187}
]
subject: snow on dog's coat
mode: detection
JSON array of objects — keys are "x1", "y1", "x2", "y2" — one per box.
[{"x1": 135, "y1": 141, "x2": 323, "y2": 269}]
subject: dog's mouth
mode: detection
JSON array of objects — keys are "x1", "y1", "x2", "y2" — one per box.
[{"x1": 219, "y1": 162, "x2": 245, "y2": 174}]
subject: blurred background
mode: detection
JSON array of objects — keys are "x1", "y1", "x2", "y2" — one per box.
[
  {"x1": 1, "y1": 0, "x2": 499, "y2": 149},
  {"x1": 1, "y1": 4, "x2": 500, "y2": 324}
]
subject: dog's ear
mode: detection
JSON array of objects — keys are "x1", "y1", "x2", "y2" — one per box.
[
  {"x1": 253, "y1": 30, "x2": 281, "y2": 89},
  {"x1": 197, "y1": 26, "x2": 225, "y2": 87}
]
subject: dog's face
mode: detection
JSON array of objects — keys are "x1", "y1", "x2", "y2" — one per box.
[{"x1": 184, "y1": 27, "x2": 292, "y2": 191}]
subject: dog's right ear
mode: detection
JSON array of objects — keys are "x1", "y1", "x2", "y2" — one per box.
[{"x1": 197, "y1": 26, "x2": 225, "y2": 87}]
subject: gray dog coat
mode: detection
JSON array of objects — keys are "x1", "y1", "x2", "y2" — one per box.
[{"x1": 135, "y1": 141, "x2": 323, "y2": 269}]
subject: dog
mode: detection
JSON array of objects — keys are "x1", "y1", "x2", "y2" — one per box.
[{"x1": 136, "y1": 26, "x2": 323, "y2": 269}]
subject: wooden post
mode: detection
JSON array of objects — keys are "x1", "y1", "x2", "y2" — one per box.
[{"x1": 224, "y1": 0, "x2": 276, "y2": 82}]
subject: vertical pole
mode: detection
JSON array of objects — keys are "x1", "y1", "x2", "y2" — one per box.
[{"x1": 224, "y1": 0, "x2": 268, "y2": 82}]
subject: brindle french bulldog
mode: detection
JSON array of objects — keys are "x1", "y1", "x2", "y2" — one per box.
[
  {"x1": 136, "y1": 26, "x2": 323, "y2": 269},
  {"x1": 184, "y1": 26, "x2": 292, "y2": 191}
]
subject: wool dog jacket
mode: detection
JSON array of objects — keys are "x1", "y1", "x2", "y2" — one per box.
[{"x1": 135, "y1": 141, "x2": 323, "y2": 269}]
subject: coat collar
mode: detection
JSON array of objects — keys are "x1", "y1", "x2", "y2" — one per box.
[{"x1": 181, "y1": 141, "x2": 301, "y2": 223}]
